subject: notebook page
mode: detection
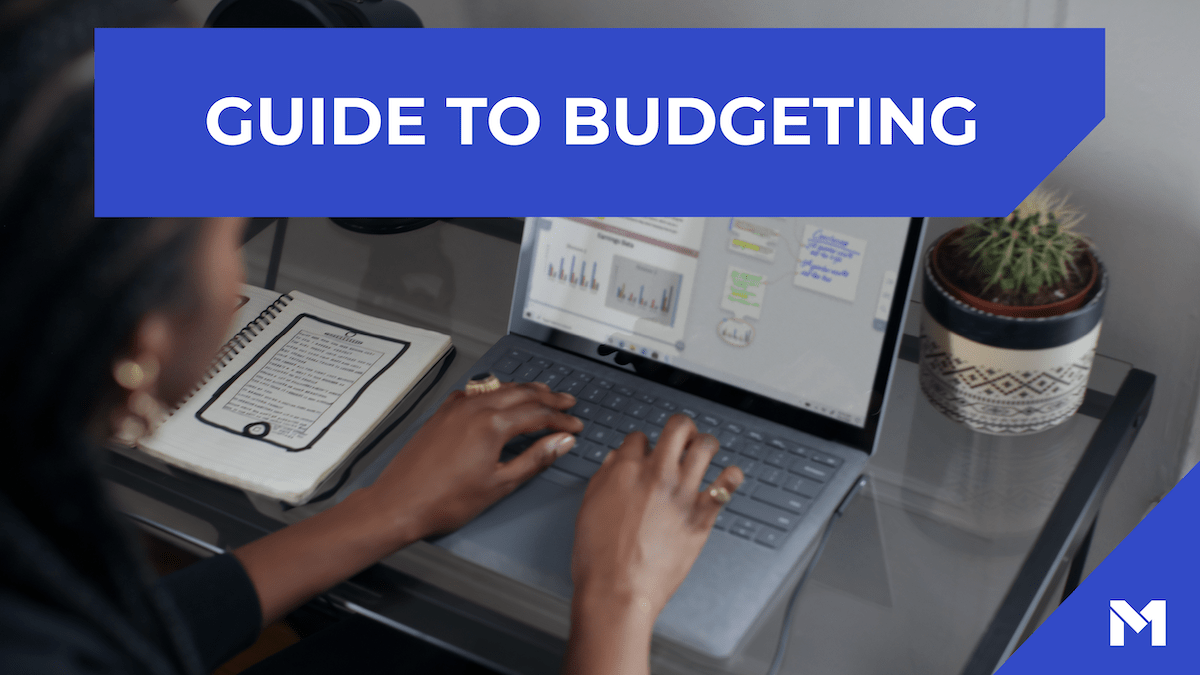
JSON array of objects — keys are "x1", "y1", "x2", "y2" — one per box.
[{"x1": 140, "y1": 290, "x2": 452, "y2": 503}]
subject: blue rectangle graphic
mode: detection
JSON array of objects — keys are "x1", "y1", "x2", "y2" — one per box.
[{"x1": 94, "y1": 28, "x2": 1103, "y2": 217}]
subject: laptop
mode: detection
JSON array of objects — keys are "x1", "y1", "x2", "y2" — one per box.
[{"x1": 365, "y1": 217, "x2": 924, "y2": 661}]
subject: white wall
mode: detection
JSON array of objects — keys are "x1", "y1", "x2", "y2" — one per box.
[{"x1": 178, "y1": 0, "x2": 1200, "y2": 573}]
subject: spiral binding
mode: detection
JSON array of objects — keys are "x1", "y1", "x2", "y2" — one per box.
[{"x1": 165, "y1": 292, "x2": 294, "y2": 416}]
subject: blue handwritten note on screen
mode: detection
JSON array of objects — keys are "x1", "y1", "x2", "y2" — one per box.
[{"x1": 793, "y1": 226, "x2": 868, "y2": 303}]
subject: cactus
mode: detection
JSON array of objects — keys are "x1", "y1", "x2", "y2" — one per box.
[{"x1": 954, "y1": 189, "x2": 1088, "y2": 297}]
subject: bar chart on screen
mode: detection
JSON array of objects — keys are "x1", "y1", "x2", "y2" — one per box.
[
  {"x1": 545, "y1": 244, "x2": 601, "y2": 292},
  {"x1": 605, "y1": 254, "x2": 683, "y2": 327}
]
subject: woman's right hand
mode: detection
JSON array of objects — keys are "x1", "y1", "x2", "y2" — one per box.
[{"x1": 565, "y1": 415, "x2": 743, "y2": 675}]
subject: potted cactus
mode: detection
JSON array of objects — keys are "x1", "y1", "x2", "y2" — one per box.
[{"x1": 919, "y1": 189, "x2": 1107, "y2": 435}]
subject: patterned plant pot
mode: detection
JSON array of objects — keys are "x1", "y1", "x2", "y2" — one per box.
[{"x1": 919, "y1": 231, "x2": 1107, "y2": 436}]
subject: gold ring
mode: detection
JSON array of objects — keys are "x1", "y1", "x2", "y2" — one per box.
[
  {"x1": 465, "y1": 372, "x2": 502, "y2": 396},
  {"x1": 708, "y1": 486, "x2": 731, "y2": 505}
]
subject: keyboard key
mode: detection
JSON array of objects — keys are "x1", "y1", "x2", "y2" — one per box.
[
  {"x1": 574, "y1": 371, "x2": 594, "y2": 382},
  {"x1": 739, "y1": 442, "x2": 765, "y2": 461},
  {"x1": 713, "y1": 511, "x2": 732, "y2": 531},
  {"x1": 615, "y1": 385, "x2": 636, "y2": 397},
  {"x1": 784, "y1": 475, "x2": 822, "y2": 499},
  {"x1": 746, "y1": 429, "x2": 766, "y2": 443},
  {"x1": 703, "y1": 465, "x2": 722, "y2": 485},
  {"x1": 571, "y1": 402, "x2": 599, "y2": 420},
  {"x1": 625, "y1": 402, "x2": 651, "y2": 419},
  {"x1": 757, "y1": 466, "x2": 784, "y2": 487},
  {"x1": 533, "y1": 357, "x2": 554, "y2": 370},
  {"x1": 515, "y1": 365, "x2": 542, "y2": 381},
  {"x1": 595, "y1": 378, "x2": 615, "y2": 390},
  {"x1": 700, "y1": 414, "x2": 722, "y2": 427},
  {"x1": 492, "y1": 357, "x2": 522, "y2": 374},
  {"x1": 655, "y1": 399, "x2": 678, "y2": 411},
  {"x1": 755, "y1": 528, "x2": 784, "y2": 549},
  {"x1": 645, "y1": 426, "x2": 662, "y2": 444},
  {"x1": 596, "y1": 411, "x2": 621, "y2": 428},
  {"x1": 603, "y1": 430, "x2": 625, "y2": 448},
  {"x1": 724, "y1": 422, "x2": 744, "y2": 434},
  {"x1": 505, "y1": 349, "x2": 533, "y2": 362},
  {"x1": 712, "y1": 451, "x2": 737, "y2": 468},
  {"x1": 601, "y1": 392, "x2": 630, "y2": 410},
  {"x1": 785, "y1": 442, "x2": 808, "y2": 457},
  {"x1": 767, "y1": 438, "x2": 789, "y2": 451},
  {"x1": 585, "y1": 427, "x2": 613, "y2": 446},
  {"x1": 717, "y1": 432, "x2": 741, "y2": 449},
  {"x1": 617, "y1": 418, "x2": 641, "y2": 434},
  {"x1": 554, "y1": 453, "x2": 600, "y2": 479},
  {"x1": 648, "y1": 409, "x2": 672, "y2": 426},
  {"x1": 553, "y1": 365, "x2": 574, "y2": 377},
  {"x1": 571, "y1": 439, "x2": 602, "y2": 457},
  {"x1": 728, "y1": 518, "x2": 761, "y2": 539},
  {"x1": 583, "y1": 445, "x2": 610, "y2": 463},
  {"x1": 730, "y1": 455, "x2": 757, "y2": 476},
  {"x1": 727, "y1": 498, "x2": 797, "y2": 531},
  {"x1": 752, "y1": 485, "x2": 810, "y2": 514},
  {"x1": 809, "y1": 452, "x2": 842, "y2": 468},
  {"x1": 556, "y1": 377, "x2": 587, "y2": 395},
  {"x1": 534, "y1": 371, "x2": 563, "y2": 387},
  {"x1": 680, "y1": 407, "x2": 700, "y2": 419},
  {"x1": 636, "y1": 392, "x2": 657, "y2": 404},
  {"x1": 765, "y1": 450, "x2": 790, "y2": 469},
  {"x1": 581, "y1": 385, "x2": 608, "y2": 403},
  {"x1": 789, "y1": 459, "x2": 831, "y2": 483}
]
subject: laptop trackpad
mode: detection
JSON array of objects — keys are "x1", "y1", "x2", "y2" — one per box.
[{"x1": 431, "y1": 474, "x2": 582, "y2": 600}]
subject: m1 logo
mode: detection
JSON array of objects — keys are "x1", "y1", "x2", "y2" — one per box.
[{"x1": 1109, "y1": 600, "x2": 1166, "y2": 646}]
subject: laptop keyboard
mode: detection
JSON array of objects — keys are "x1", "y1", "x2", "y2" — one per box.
[{"x1": 489, "y1": 348, "x2": 842, "y2": 551}]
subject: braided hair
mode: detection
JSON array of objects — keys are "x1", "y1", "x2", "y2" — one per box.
[{"x1": 1, "y1": 1, "x2": 211, "y2": 673}]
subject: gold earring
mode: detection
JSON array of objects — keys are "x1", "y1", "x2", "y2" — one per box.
[
  {"x1": 113, "y1": 356, "x2": 159, "y2": 390},
  {"x1": 112, "y1": 356, "x2": 162, "y2": 446}
]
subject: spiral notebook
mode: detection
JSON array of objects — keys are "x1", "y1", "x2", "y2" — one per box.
[{"x1": 137, "y1": 285, "x2": 453, "y2": 505}]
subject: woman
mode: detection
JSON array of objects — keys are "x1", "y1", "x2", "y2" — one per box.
[{"x1": 0, "y1": 1, "x2": 744, "y2": 673}]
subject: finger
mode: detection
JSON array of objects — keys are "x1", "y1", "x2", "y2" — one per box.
[
  {"x1": 691, "y1": 466, "x2": 745, "y2": 529},
  {"x1": 495, "y1": 431, "x2": 577, "y2": 486},
  {"x1": 490, "y1": 400, "x2": 584, "y2": 439},
  {"x1": 649, "y1": 414, "x2": 700, "y2": 474},
  {"x1": 678, "y1": 432, "x2": 721, "y2": 493},
  {"x1": 477, "y1": 381, "x2": 576, "y2": 411},
  {"x1": 610, "y1": 429, "x2": 649, "y2": 465}
]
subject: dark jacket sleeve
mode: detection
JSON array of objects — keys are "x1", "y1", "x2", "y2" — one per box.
[
  {"x1": 155, "y1": 553, "x2": 263, "y2": 671},
  {"x1": 0, "y1": 588, "x2": 137, "y2": 674}
]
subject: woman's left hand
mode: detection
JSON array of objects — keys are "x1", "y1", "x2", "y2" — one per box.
[{"x1": 363, "y1": 381, "x2": 584, "y2": 543}]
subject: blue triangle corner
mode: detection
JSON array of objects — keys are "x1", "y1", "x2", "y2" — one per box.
[{"x1": 995, "y1": 463, "x2": 1200, "y2": 673}]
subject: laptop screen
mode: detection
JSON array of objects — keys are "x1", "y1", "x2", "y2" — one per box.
[{"x1": 512, "y1": 217, "x2": 921, "y2": 432}]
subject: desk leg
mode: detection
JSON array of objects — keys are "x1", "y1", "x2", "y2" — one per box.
[{"x1": 1060, "y1": 518, "x2": 1097, "y2": 602}]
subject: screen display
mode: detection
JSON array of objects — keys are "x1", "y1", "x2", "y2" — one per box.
[{"x1": 518, "y1": 217, "x2": 913, "y2": 427}]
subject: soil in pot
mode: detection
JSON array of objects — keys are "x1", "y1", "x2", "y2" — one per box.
[{"x1": 934, "y1": 230, "x2": 1097, "y2": 315}]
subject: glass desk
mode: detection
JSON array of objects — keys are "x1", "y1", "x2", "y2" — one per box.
[{"x1": 101, "y1": 220, "x2": 1154, "y2": 675}]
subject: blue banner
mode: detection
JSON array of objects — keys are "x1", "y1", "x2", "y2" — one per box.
[
  {"x1": 997, "y1": 466, "x2": 1200, "y2": 673},
  {"x1": 94, "y1": 28, "x2": 1103, "y2": 217}
]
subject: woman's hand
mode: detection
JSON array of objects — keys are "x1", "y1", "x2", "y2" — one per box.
[
  {"x1": 234, "y1": 381, "x2": 582, "y2": 629},
  {"x1": 364, "y1": 381, "x2": 584, "y2": 543},
  {"x1": 565, "y1": 415, "x2": 744, "y2": 675}
]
